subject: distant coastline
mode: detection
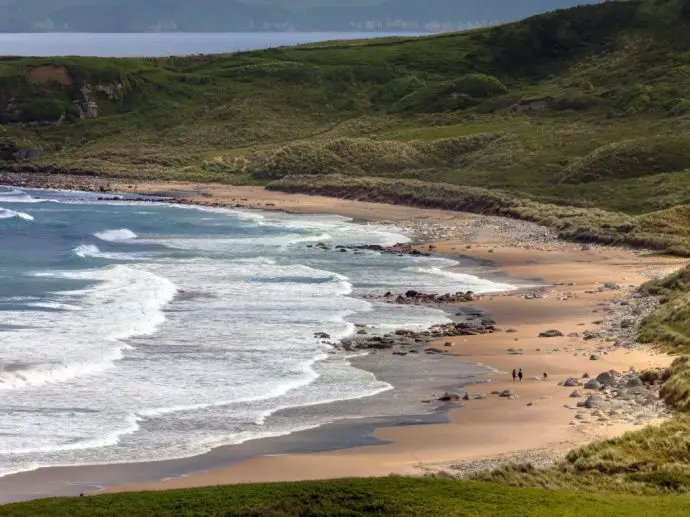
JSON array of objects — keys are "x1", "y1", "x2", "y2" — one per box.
[{"x1": 0, "y1": 32, "x2": 426, "y2": 57}]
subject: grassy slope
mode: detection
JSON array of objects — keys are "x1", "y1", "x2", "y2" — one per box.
[
  {"x1": 2, "y1": 477, "x2": 690, "y2": 516},
  {"x1": 1, "y1": 0, "x2": 690, "y2": 212},
  {"x1": 639, "y1": 266, "x2": 690, "y2": 351}
]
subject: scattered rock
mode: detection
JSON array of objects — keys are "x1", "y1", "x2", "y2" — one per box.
[
  {"x1": 627, "y1": 376, "x2": 643, "y2": 387},
  {"x1": 596, "y1": 372, "x2": 615, "y2": 386},
  {"x1": 570, "y1": 390, "x2": 583, "y2": 398},
  {"x1": 584, "y1": 379, "x2": 602, "y2": 390},
  {"x1": 438, "y1": 392, "x2": 461, "y2": 402},
  {"x1": 539, "y1": 329, "x2": 564, "y2": 338},
  {"x1": 562, "y1": 377, "x2": 582, "y2": 387},
  {"x1": 506, "y1": 328, "x2": 518, "y2": 333},
  {"x1": 583, "y1": 394, "x2": 605, "y2": 409},
  {"x1": 590, "y1": 354, "x2": 601, "y2": 361}
]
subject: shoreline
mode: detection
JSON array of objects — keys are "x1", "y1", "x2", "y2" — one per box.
[{"x1": 0, "y1": 177, "x2": 686, "y2": 501}]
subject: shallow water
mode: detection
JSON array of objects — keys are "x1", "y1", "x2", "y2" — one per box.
[
  {"x1": 0, "y1": 32, "x2": 421, "y2": 57},
  {"x1": 0, "y1": 186, "x2": 514, "y2": 477}
]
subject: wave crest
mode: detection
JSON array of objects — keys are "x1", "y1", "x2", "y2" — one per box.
[
  {"x1": 0, "y1": 207, "x2": 34, "y2": 221},
  {"x1": 94, "y1": 228, "x2": 138, "y2": 242}
]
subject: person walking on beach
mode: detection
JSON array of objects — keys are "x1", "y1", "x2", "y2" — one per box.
[
  {"x1": 518, "y1": 368, "x2": 523, "y2": 382},
  {"x1": 512, "y1": 368, "x2": 517, "y2": 382}
]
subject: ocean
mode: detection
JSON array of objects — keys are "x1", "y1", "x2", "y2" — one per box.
[
  {"x1": 0, "y1": 186, "x2": 514, "y2": 478},
  {"x1": 0, "y1": 32, "x2": 421, "y2": 57}
]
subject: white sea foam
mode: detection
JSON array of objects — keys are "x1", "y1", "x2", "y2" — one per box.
[
  {"x1": 94, "y1": 228, "x2": 138, "y2": 242},
  {"x1": 0, "y1": 207, "x2": 34, "y2": 221},
  {"x1": 73, "y1": 244, "x2": 145, "y2": 261},
  {"x1": 0, "y1": 413, "x2": 141, "y2": 455},
  {"x1": 0, "y1": 265, "x2": 177, "y2": 391},
  {"x1": 402, "y1": 266, "x2": 516, "y2": 293},
  {"x1": 0, "y1": 349, "x2": 125, "y2": 391},
  {"x1": 0, "y1": 188, "x2": 51, "y2": 203}
]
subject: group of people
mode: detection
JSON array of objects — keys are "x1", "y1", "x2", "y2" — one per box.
[{"x1": 511, "y1": 369, "x2": 549, "y2": 382}]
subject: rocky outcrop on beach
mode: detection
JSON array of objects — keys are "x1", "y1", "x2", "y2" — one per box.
[
  {"x1": 562, "y1": 369, "x2": 669, "y2": 427},
  {"x1": 381, "y1": 290, "x2": 479, "y2": 305},
  {"x1": 328, "y1": 318, "x2": 498, "y2": 354}
]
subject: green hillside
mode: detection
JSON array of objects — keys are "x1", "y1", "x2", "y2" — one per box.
[{"x1": 3, "y1": 0, "x2": 690, "y2": 251}]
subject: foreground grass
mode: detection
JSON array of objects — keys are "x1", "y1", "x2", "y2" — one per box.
[
  {"x1": 471, "y1": 416, "x2": 690, "y2": 495},
  {"x1": 2, "y1": 477, "x2": 690, "y2": 517}
]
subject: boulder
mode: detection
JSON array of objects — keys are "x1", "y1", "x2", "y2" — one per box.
[
  {"x1": 583, "y1": 394, "x2": 605, "y2": 409},
  {"x1": 582, "y1": 373, "x2": 590, "y2": 379},
  {"x1": 596, "y1": 372, "x2": 615, "y2": 386},
  {"x1": 438, "y1": 392, "x2": 461, "y2": 402},
  {"x1": 590, "y1": 354, "x2": 601, "y2": 361},
  {"x1": 570, "y1": 390, "x2": 583, "y2": 398},
  {"x1": 562, "y1": 377, "x2": 581, "y2": 387},
  {"x1": 584, "y1": 379, "x2": 602, "y2": 390},
  {"x1": 314, "y1": 332, "x2": 331, "y2": 339},
  {"x1": 626, "y1": 376, "x2": 643, "y2": 387},
  {"x1": 539, "y1": 329, "x2": 564, "y2": 338}
]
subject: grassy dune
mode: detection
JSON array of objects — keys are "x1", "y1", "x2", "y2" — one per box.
[{"x1": 268, "y1": 174, "x2": 690, "y2": 254}]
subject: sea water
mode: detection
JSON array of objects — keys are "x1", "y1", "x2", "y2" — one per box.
[
  {"x1": 0, "y1": 186, "x2": 514, "y2": 477},
  {"x1": 0, "y1": 32, "x2": 421, "y2": 58}
]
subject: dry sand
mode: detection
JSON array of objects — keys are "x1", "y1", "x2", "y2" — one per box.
[{"x1": 92, "y1": 182, "x2": 686, "y2": 493}]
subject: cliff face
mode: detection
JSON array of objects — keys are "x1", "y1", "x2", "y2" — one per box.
[
  {"x1": 0, "y1": 0, "x2": 592, "y2": 32},
  {"x1": 1, "y1": 64, "x2": 125, "y2": 126}
]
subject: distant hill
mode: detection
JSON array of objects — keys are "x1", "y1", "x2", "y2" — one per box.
[{"x1": 0, "y1": 0, "x2": 593, "y2": 33}]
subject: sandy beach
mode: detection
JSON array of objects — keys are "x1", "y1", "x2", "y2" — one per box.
[
  {"x1": 0, "y1": 176, "x2": 686, "y2": 498},
  {"x1": 96, "y1": 181, "x2": 684, "y2": 492}
]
